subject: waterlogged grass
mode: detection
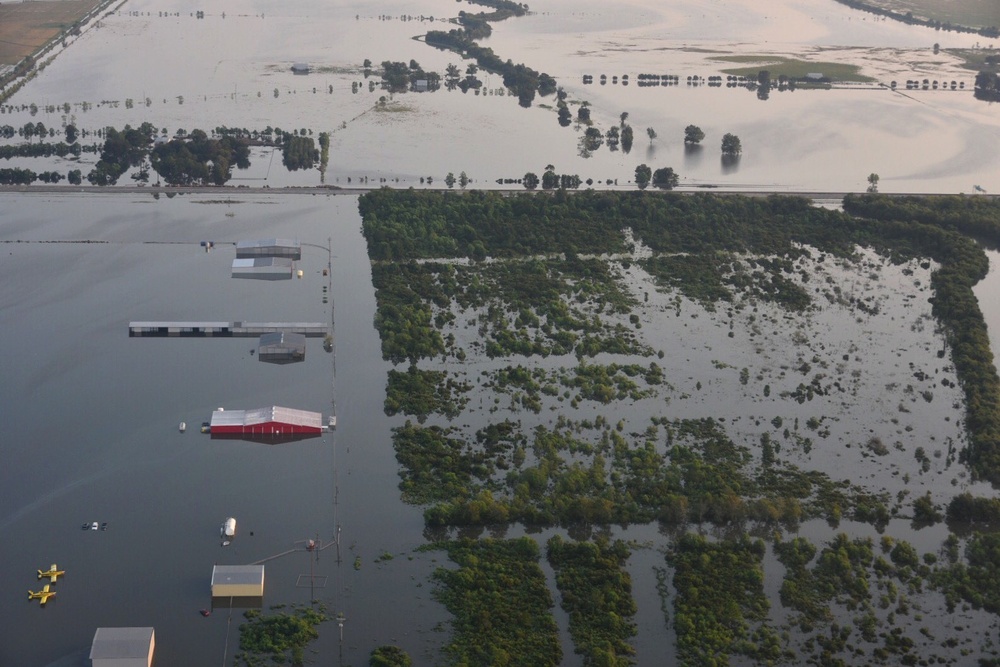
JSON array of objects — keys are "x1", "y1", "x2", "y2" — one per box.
[
  {"x1": 713, "y1": 55, "x2": 875, "y2": 83},
  {"x1": 401, "y1": 416, "x2": 888, "y2": 528},
  {"x1": 432, "y1": 538, "x2": 561, "y2": 667},
  {"x1": 384, "y1": 366, "x2": 471, "y2": 420},
  {"x1": 236, "y1": 605, "x2": 328, "y2": 667}
]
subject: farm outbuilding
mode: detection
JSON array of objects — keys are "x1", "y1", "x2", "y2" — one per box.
[
  {"x1": 89, "y1": 627, "x2": 155, "y2": 667},
  {"x1": 209, "y1": 406, "x2": 324, "y2": 437},
  {"x1": 231, "y1": 257, "x2": 293, "y2": 280},
  {"x1": 236, "y1": 238, "x2": 301, "y2": 260},
  {"x1": 258, "y1": 331, "x2": 306, "y2": 364},
  {"x1": 212, "y1": 565, "x2": 265, "y2": 598}
]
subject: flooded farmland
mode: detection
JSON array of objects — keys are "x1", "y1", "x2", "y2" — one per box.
[
  {"x1": 3, "y1": 0, "x2": 1000, "y2": 666},
  {"x1": 2, "y1": 0, "x2": 1000, "y2": 192}
]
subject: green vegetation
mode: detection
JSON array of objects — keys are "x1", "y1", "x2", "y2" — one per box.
[
  {"x1": 934, "y1": 532, "x2": 1000, "y2": 614},
  {"x1": 776, "y1": 533, "x2": 930, "y2": 663},
  {"x1": 359, "y1": 189, "x2": 628, "y2": 260},
  {"x1": 281, "y1": 134, "x2": 318, "y2": 171},
  {"x1": 400, "y1": 416, "x2": 885, "y2": 528},
  {"x1": 370, "y1": 645, "x2": 413, "y2": 667},
  {"x1": 683, "y1": 124, "x2": 704, "y2": 145},
  {"x1": 88, "y1": 123, "x2": 155, "y2": 185},
  {"x1": 668, "y1": 534, "x2": 780, "y2": 665},
  {"x1": 432, "y1": 538, "x2": 561, "y2": 666},
  {"x1": 236, "y1": 605, "x2": 328, "y2": 667},
  {"x1": 424, "y1": 0, "x2": 551, "y2": 107},
  {"x1": 547, "y1": 536, "x2": 636, "y2": 666},
  {"x1": 830, "y1": 0, "x2": 999, "y2": 37},
  {"x1": 369, "y1": 256, "x2": 644, "y2": 363},
  {"x1": 721, "y1": 133, "x2": 742, "y2": 156},
  {"x1": 843, "y1": 194, "x2": 1000, "y2": 484},
  {"x1": 385, "y1": 366, "x2": 470, "y2": 420},
  {"x1": 150, "y1": 129, "x2": 250, "y2": 186},
  {"x1": 713, "y1": 54, "x2": 876, "y2": 82}
]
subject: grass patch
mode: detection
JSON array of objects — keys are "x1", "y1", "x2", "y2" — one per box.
[
  {"x1": 947, "y1": 48, "x2": 1000, "y2": 73},
  {"x1": 712, "y1": 55, "x2": 874, "y2": 83}
]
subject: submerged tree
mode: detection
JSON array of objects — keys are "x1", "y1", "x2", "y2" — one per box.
[
  {"x1": 721, "y1": 133, "x2": 742, "y2": 155},
  {"x1": 867, "y1": 173, "x2": 880, "y2": 193},
  {"x1": 684, "y1": 124, "x2": 705, "y2": 145}
]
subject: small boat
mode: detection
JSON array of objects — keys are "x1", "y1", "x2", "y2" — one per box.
[
  {"x1": 221, "y1": 517, "x2": 236, "y2": 543},
  {"x1": 199, "y1": 609, "x2": 212, "y2": 617},
  {"x1": 90, "y1": 522, "x2": 99, "y2": 531},
  {"x1": 179, "y1": 422, "x2": 187, "y2": 433},
  {"x1": 81, "y1": 522, "x2": 90, "y2": 530},
  {"x1": 101, "y1": 522, "x2": 108, "y2": 531}
]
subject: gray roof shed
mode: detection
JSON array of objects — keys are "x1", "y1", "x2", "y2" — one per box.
[{"x1": 90, "y1": 627, "x2": 155, "y2": 667}]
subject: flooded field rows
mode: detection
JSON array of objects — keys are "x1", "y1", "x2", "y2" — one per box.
[{"x1": 3, "y1": 0, "x2": 1000, "y2": 664}]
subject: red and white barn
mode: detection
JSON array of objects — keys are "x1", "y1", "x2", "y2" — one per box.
[{"x1": 209, "y1": 406, "x2": 323, "y2": 436}]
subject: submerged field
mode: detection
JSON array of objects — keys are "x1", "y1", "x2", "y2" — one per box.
[{"x1": 361, "y1": 189, "x2": 1000, "y2": 665}]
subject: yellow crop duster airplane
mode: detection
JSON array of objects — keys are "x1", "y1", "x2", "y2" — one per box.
[
  {"x1": 28, "y1": 585, "x2": 56, "y2": 605},
  {"x1": 37, "y1": 564, "x2": 65, "y2": 583}
]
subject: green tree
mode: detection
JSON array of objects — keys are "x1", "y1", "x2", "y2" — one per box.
[
  {"x1": 721, "y1": 133, "x2": 742, "y2": 155},
  {"x1": 557, "y1": 104, "x2": 572, "y2": 127},
  {"x1": 67, "y1": 169, "x2": 82, "y2": 185},
  {"x1": 523, "y1": 172, "x2": 539, "y2": 190},
  {"x1": 684, "y1": 125, "x2": 705, "y2": 145},
  {"x1": 621, "y1": 124, "x2": 634, "y2": 153},
  {"x1": 577, "y1": 105, "x2": 591, "y2": 123},
  {"x1": 635, "y1": 164, "x2": 652, "y2": 189},
  {"x1": 542, "y1": 168, "x2": 559, "y2": 190},
  {"x1": 445, "y1": 172, "x2": 456, "y2": 188},
  {"x1": 370, "y1": 645, "x2": 413, "y2": 667},
  {"x1": 652, "y1": 167, "x2": 679, "y2": 189},
  {"x1": 459, "y1": 171, "x2": 469, "y2": 189},
  {"x1": 65, "y1": 124, "x2": 78, "y2": 144},
  {"x1": 867, "y1": 172, "x2": 880, "y2": 193},
  {"x1": 647, "y1": 127, "x2": 656, "y2": 143}
]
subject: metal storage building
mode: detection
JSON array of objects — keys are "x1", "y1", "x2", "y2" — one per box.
[
  {"x1": 232, "y1": 257, "x2": 293, "y2": 280},
  {"x1": 212, "y1": 565, "x2": 265, "y2": 597},
  {"x1": 235, "y1": 238, "x2": 302, "y2": 260},
  {"x1": 258, "y1": 331, "x2": 306, "y2": 364},
  {"x1": 89, "y1": 627, "x2": 155, "y2": 667},
  {"x1": 209, "y1": 406, "x2": 323, "y2": 436}
]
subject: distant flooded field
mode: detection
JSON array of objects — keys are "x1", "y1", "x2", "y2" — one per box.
[
  {"x1": 0, "y1": 0, "x2": 998, "y2": 193},
  {"x1": 863, "y1": 0, "x2": 1000, "y2": 29}
]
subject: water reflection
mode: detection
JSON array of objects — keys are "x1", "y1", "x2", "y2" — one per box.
[
  {"x1": 682, "y1": 142, "x2": 703, "y2": 168},
  {"x1": 721, "y1": 152, "x2": 741, "y2": 174}
]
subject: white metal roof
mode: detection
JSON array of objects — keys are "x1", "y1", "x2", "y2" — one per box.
[
  {"x1": 212, "y1": 564, "x2": 264, "y2": 585},
  {"x1": 236, "y1": 238, "x2": 300, "y2": 249},
  {"x1": 211, "y1": 406, "x2": 322, "y2": 428}
]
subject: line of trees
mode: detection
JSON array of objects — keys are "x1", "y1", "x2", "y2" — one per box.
[{"x1": 426, "y1": 28, "x2": 554, "y2": 106}]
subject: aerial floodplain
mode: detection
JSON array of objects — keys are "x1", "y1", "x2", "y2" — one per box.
[{"x1": 4, "y1": 0, "x2": 1000, "y2": 666}]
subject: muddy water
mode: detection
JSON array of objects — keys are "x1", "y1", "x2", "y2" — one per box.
[{"x1": 2, "y1": 0, "x2": 1000, "y2": 193}]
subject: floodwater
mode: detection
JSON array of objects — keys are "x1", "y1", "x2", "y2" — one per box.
[
  {"x1": 0, "y1": 192, "x2": 450, "y2": 666},
  {"x1": 4, "y1": 0, "x2": 1000, "y2": 664},
  {"x1": 2, "y1": 0, "x2": 1000, "y2": 192},
  {"x1": 2, "y1": 191, "x2": 1000, "y2": 666}
]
